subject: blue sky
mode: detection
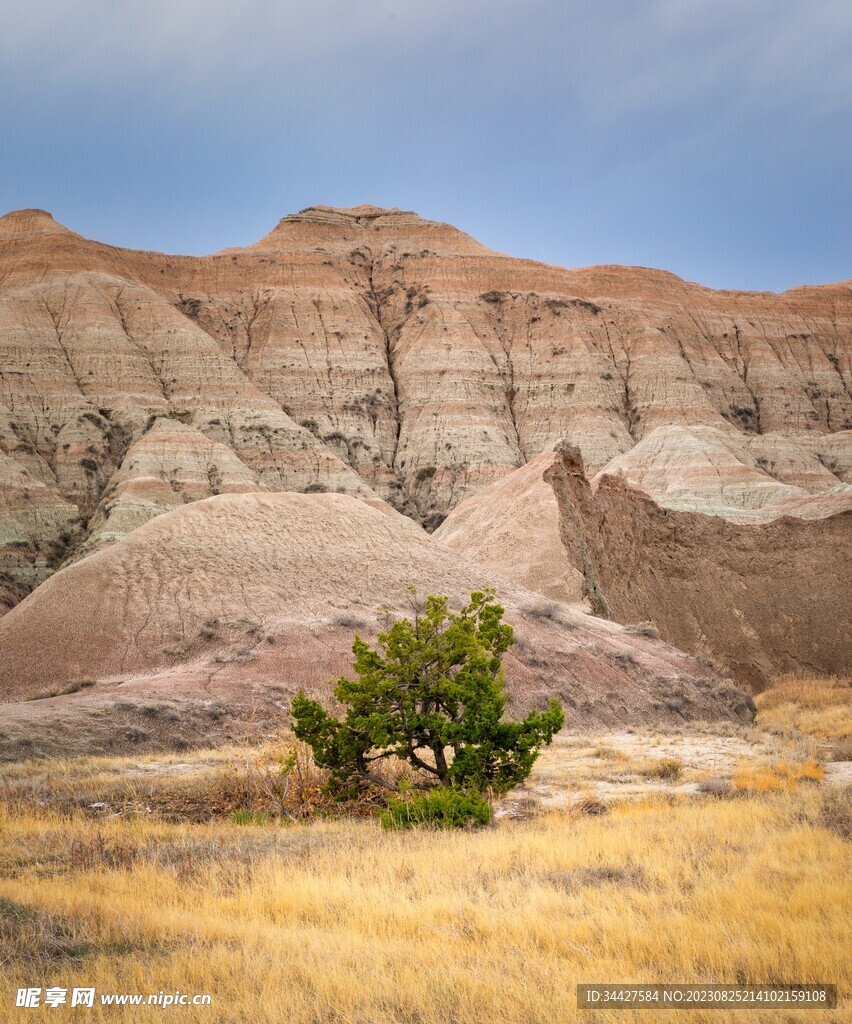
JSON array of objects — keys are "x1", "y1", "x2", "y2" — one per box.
[{"x1": 2, "y1": 0, "x2": 850, "y2": 291}]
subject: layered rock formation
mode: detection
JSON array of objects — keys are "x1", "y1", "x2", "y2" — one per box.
[
  {"x1": 593, "y1": 424, "x2": 847, "y2": 517},
  {"x1": 438, "y1": 444, "x2": 851, "y2": 686},
  {"x1": 0, "y1": 450, "x2": 80, "y2": 612},
  {"x1": 77, "y1": 417, "x2": 268, "y2": 556},
  {"x1": 0, "y1": 202, "x2": 849, "y2": 744},
  {"x1": 544, "y1": 444, "x2": 851, "y2": 687},
  {"x1": 1, "y1": 204, "x2": 849, "y2": 612},
  {"x1": 0, "y1": 490, "x2": 754, "y2": 754}
]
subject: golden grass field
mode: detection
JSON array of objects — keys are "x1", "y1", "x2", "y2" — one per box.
[
  {"x1": 0, "y1": 675, "x2": 849, "y2": 1023},
  {"x1": 754, "y1": 673, "x2": 852, "y2": 761}
]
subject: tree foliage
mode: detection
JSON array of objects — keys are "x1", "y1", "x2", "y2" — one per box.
[{"x1": 291, "y1": 590, "x2": 564, "y2": 799}]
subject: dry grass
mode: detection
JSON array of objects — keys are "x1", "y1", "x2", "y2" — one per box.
[
  {"x1": 0, "y1": 746, "x2": 244, "y2": 822},
  {"x1": 0, "y1": 672, "x2": 847, "y2": 1021},
  {"x1": 0, "y1": 792, "x2": 848, "y2": 1023},
  {"x1": 732, "y1": 759, "x2": 826, "y2": 793},
  {"x1": 755, "y1": 673, "x2": 851, "y2": 760},
  {"x1": 638, "y1": 756, "x2": 683, "y2": 781},
  {"x1": 591, "y1": 745, "x2": 631, "y2": 763},
  {"x1": 0, "y1": 738, "x2": 419, "y2": 826}
]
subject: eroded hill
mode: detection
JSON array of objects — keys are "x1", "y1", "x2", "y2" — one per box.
[
  {"x1": 0, "y1": 490, "x2": 754, "y2": 756},
  {"x1": 1, "y1": 204, "x2": 850, "y2": 611}
]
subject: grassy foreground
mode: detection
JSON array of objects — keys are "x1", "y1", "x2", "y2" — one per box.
[
  {"x1": 1, "y1": 790, "x2": 849, "y2": 1023},
  {"x1": 1, "y1": 673, "x2": 849, "y2": 1022}
]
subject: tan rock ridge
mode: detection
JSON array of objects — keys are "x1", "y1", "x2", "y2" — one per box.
[
  {"x1": 544, "y1": 443, "x2": 851, "y2": 687},
  {"x1": 437, "y1": 443, "x2": 851, "y2": 686},
  {"x1": 0, "y1": 208, "x2": 79, "y2": 242},
  {"x1": 593, "y1": 424, "x2": 846, "y2": 517},
  {"x1": 0, "y1": 203, "x2": 850, "y2": 614},
  {"x1": 0, "y1": 490, "x2": 754, "y2": 753},
  {"x1": 242, "y1": 204, "x2": 494, "y2": 258}
]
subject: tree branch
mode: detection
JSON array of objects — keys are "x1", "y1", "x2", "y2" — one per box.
[{"x1": 355, "y1": 767, "x2": 431, "y2": 793}]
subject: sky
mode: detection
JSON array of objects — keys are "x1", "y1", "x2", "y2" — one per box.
[{"x1": 2, "y1": 0, "x2": 850, "y2": 291}]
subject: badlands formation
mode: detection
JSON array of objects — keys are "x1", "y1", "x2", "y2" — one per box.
[
  {"x1": 0, "y1": 491, "x2": 752, "y2": 753},
  {"x1": 0, "y1": 203, "x2": 849, "y2": 749}
]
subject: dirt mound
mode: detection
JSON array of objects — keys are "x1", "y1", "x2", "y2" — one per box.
[
  {"x1": 0, "y1": 491, "x2": 754, "y2": 754},
  {"x1": 434, "y1": 449, "x2": 585, "y2": 605}
]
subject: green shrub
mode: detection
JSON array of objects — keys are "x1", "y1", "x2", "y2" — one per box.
[
  {"x1": 380, "y1": 788, "x2": 492, "y2": 830},
  {"x1": 230, "y1": 809, "x2": 270, "y2": 826}
]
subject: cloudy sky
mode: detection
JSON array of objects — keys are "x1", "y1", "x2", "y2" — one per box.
[{"x1": 2, "y1": 0, "x2": 850, "y2": 290}]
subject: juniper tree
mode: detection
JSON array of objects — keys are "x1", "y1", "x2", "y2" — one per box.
[{"x1": 291, "y1": 590, "x2": 564, "y2": 797}]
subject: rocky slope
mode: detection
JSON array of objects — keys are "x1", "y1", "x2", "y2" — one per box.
[
  {"x1": 0, "y1": 450, "x2": 80, "y2": 612},
  {"x1": 434, "y1": 450, "x2": 587, "y2": 606},
  {"x1": 0, "y1": 491, "x2": 753, "y2": 756},
  {"x1": 1, "y1": 204, "x2": 850, "y2": 611},
  {"x1": 438, "y1": 444, "x2": 851, "y2": 686},
  {"x1": 592, "y1": 424, "x2": 847, "y2": 517},
  {"x1": 545, "y1": 444, "x2": 851, "y2": 687},
  {"x1": 76, "y1": 417, "x2": 268, "y2": 557}
]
